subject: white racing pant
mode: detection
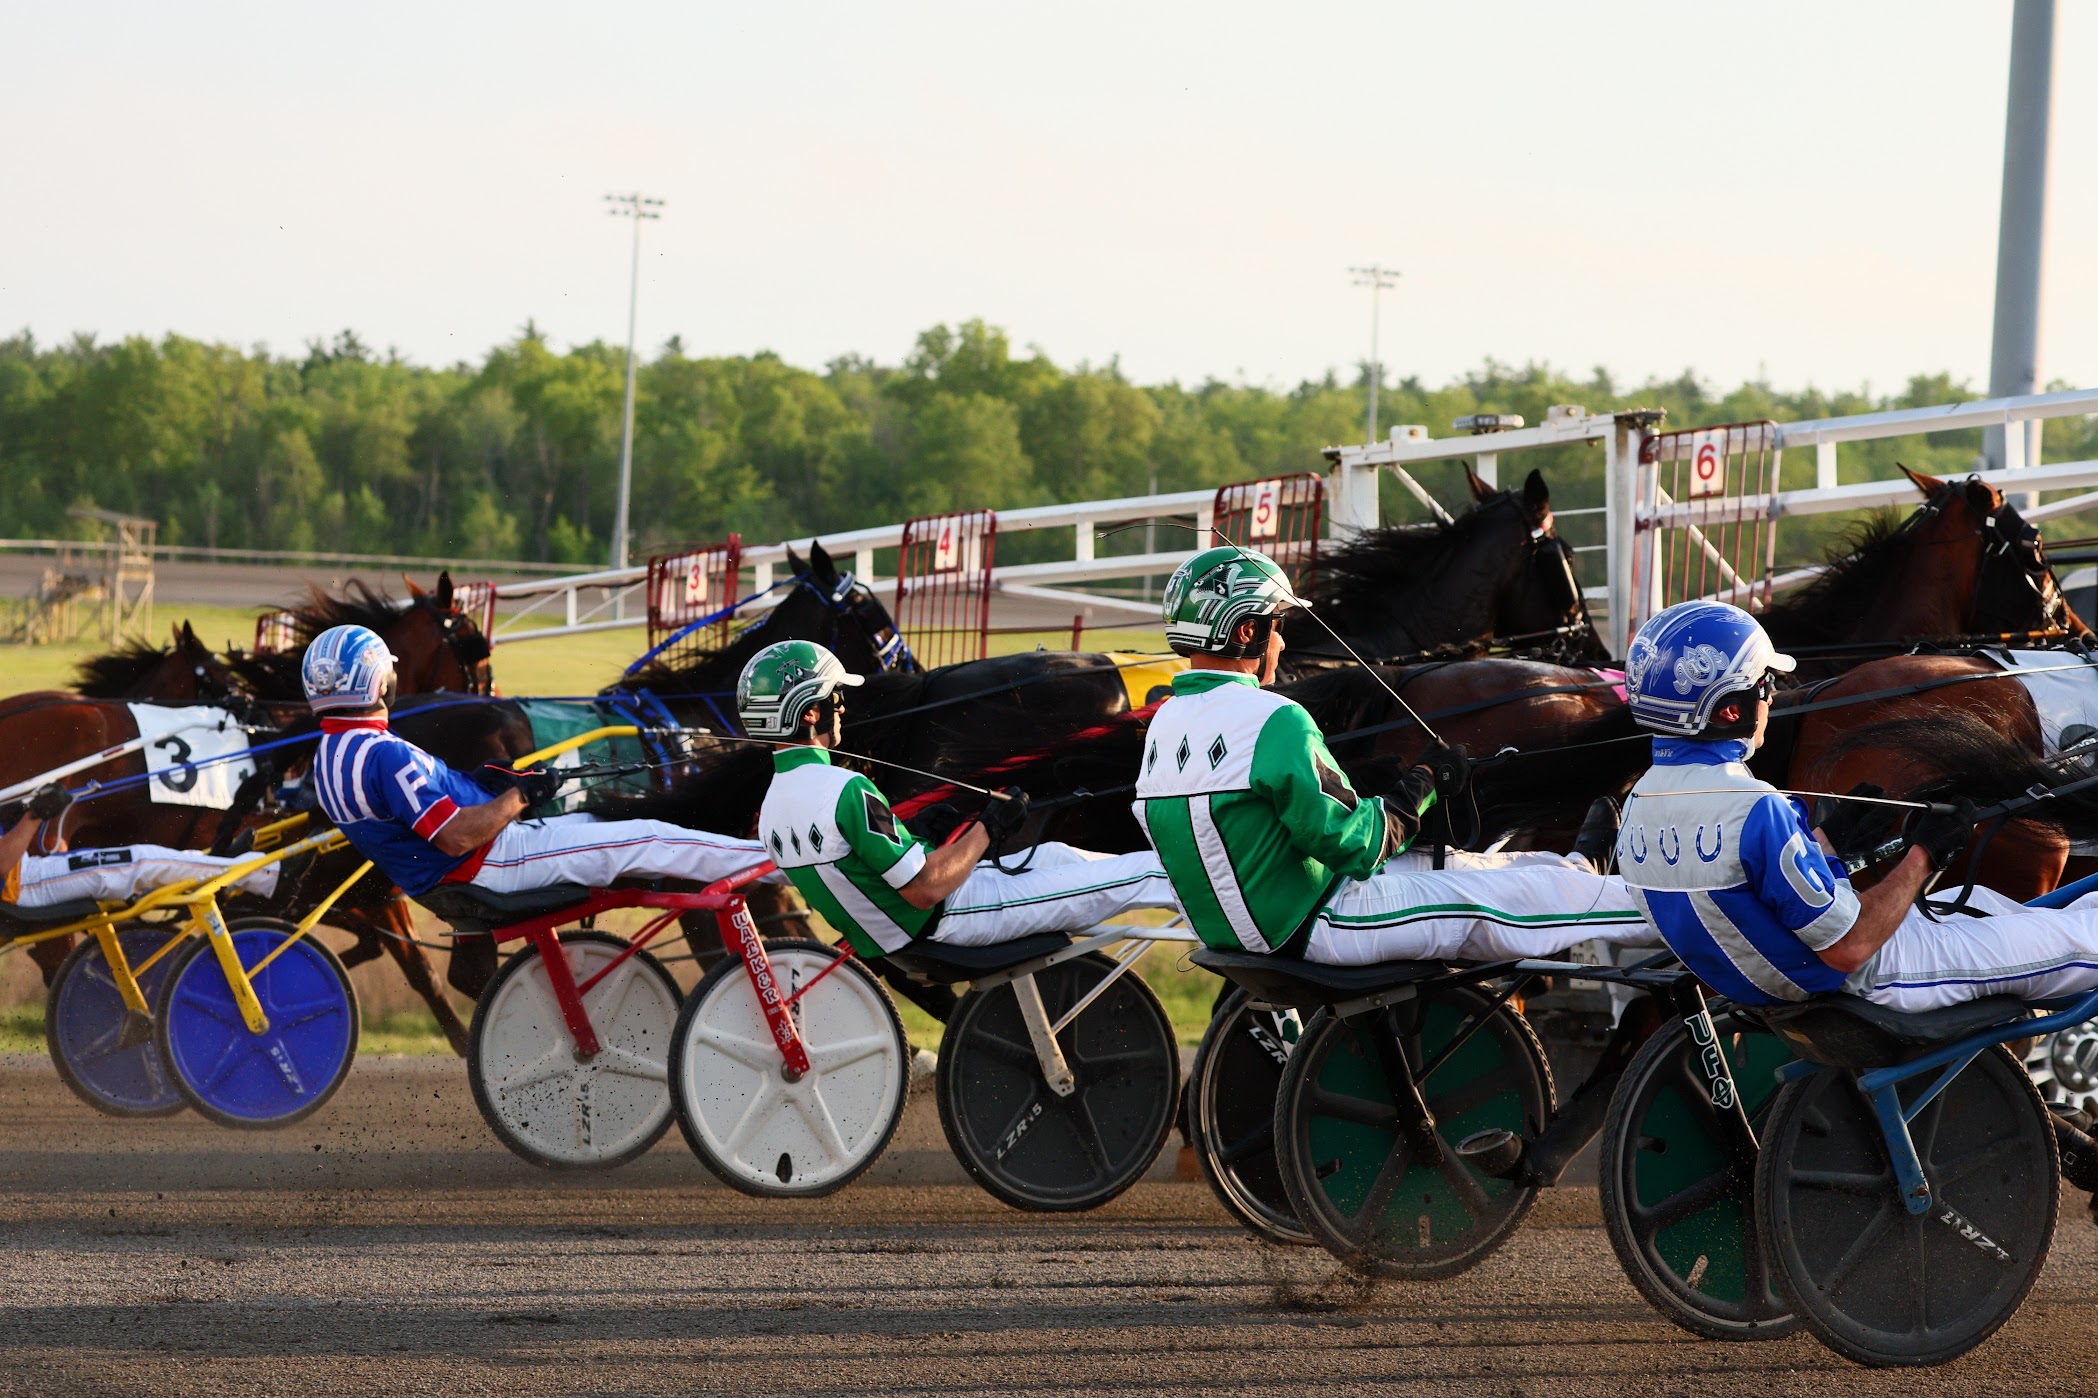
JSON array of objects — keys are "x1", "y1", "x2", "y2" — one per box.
[
  {"x1": 1857, "y1": 885, "x2": 2098, "y2": 1012},
  {"x1": 10, "y1": 846, "x2": 278, "y2": 908},
  {"x1": 932, "y1": 843, "x2": 1177, "y2": 947},
  {"x1": 466, "y1": 814, "x2": 769, "y2": 895},
  {"x1": 1304, "y1": 848, "x2": 1659, "y2": 966}
]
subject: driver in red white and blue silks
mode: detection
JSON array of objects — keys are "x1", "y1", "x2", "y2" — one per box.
[
  {"x1": 303, "y1": 625, "x2": 766, "y2": 899},
  {"x1": 1620, "y1": 599, "x2": 2098, "y2": 1012}
]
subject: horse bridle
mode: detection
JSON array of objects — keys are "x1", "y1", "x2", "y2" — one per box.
[
  {"x1": 809, "y1": 570, "x2": 915, "y2": 672},
  {"x1": 1976, "y1": 490, "x2": 2074, "y2": 636},
  {"x1": 424, "y1": 599, "x2": 495, "y2": 696}
]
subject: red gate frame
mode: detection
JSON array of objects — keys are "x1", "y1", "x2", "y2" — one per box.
[
  {"x1": 1212, "y1": 472, "x2": 1323, "y2": 595},
  {"x1": 896, "y1": 510, "x2": 997, "y2": 668},
  {"x1": 253, "y1": 610, "x2": 299, "y2": 655},
  {"x1": 451, "y1": 580, "x2": 498, "y2": 646},
  {"x1": 646, "y1": 536, "x2": 743, "y2": 658},
  {"x1": 1635, "y1": 421, "x2": 1781, "y2": 630}
]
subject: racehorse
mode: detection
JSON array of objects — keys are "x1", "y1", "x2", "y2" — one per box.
[
  {"x1": 612, "y1": 540, "x2": 913, "y2": 727},
  {"x1": 71, "y1": 622, "x2": 247, "y2": 705},
  {"x1": 1283, "y1": 467, "x2": 1606, "y2": 667},
  {"x1": 1760, "y1": 467, "x2": 2084, "y2": 675}
]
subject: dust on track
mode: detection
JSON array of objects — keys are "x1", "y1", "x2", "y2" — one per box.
[{"x1": 0, "y1": 1055, "x2": 2093, "y2": 1396}]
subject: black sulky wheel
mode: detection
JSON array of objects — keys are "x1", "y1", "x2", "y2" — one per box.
[
  {"x1": 1598, "y1": 1014, "x2": 1798, "y2": 1341},
  {"x1": 1756, "y1": 1045, "x2": 2057, "y2": 1367},
  {"x1": 1189, "y1": 988, "x2": 1312, "y2": 1246},
  {"x1": 1272, "y1": 984, "x2": 1554, "y2": 1279},
  {"x1": 936, "y1": 952, "x2": 1179, "y2": 1213}
]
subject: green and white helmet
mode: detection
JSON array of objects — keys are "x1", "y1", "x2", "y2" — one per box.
[
  {"x1": 736, "y1": 640, "x2": 866, "y2": 738},
  {"x1": 1162, "y1": 546, "x2": 1307, "y2": 658}
]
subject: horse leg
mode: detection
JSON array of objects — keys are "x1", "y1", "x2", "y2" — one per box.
[
  {"x1": 372, "y1": 898, "x2": 470, "y2": 1057},
  {"x1": 27, "y1": 935, "x2": 76, "y2": 990}
]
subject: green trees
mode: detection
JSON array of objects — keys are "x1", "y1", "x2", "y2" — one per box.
[{"x1": 2, "y1": 320, "x2": 2086, "y2": 566}]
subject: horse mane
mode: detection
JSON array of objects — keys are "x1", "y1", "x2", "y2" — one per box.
[
  {"x1": 292, "y1": 580, "x2": 406, "y2": 638},
  {"x1": 1306, "y1": 497, "x2": 1519, "y2": 610},
  {"x1": 1761, "y1": 510, "x2": 1917, "y2": 646},
  {"x1": 71, "y1": 639, "x2": 176, "y2": 697},
  {"x1": 223, "y1": 649, "x2": 309, "y2": 702},
  {"x1": 1823, "y1": 711, "x2": 2098, "y2": 846}
]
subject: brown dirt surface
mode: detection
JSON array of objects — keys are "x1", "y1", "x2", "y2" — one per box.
[{"x1": 0, "y1": 1053, "x2": 2093, "y2": 1395}]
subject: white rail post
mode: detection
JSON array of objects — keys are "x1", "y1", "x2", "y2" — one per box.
[
  {"x1": 1603, "y1": 412, "x2": 1655, "y2": 660},
  {"x1": 1074, "y1": 521, "x2": 1095, "y2": 563},
  {"x1": 753, "y1": 559, "x2": 772, "y2": 592},
  {"x1": 855, "y1": 546, "x2": 876, "y2": 586},
  {"x1": 1328, "y1": 448, "x2": 1380, "y2": 536}
]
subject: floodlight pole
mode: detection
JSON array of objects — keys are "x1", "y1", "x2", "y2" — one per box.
[
  {"x1": 606, "y1": 192, "x2": 664, "y2": 575},
  {"x1": 1349, "y1": 265, "x2": 1400, "y2": 445},
  {"x1": 1984, "y1": 0, "x2": 2056, "y2": 490}
]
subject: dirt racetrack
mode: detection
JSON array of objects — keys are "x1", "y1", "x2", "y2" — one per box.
[{"x1": 1, "y1": 1053, "x2": 2095, "y2": 1396}]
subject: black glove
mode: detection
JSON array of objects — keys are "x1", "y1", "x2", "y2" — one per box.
[
  {"x1": 481, "y1": 764, "x2": 563, "y2": 809},
  {"x1": 27, "y1": 783, "x2": 72, "y2": 821},
  {"x1": 1905, "y1": 799, "x2": 1980, "y2": 872},
  {"x1": 908, "y1": 802, "x2": 967, "y2": 846},
  {"x1": 1382, "y1": 768, "x2": 1439, "y2": 850},
  {"x1": 977, "y1": 787, "x2": 1031, "y2": 851},
  {"x1": 1417, "y1": 741, "x2": 1470, "y2": 800},
  {"x1": 1810, "y1": 782, "x2": 1898, "y2": 862}
]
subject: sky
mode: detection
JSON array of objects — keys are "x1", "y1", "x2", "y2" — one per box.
[{"x1": 1, "y1": 0, "x2": 2092, "y2": 398}]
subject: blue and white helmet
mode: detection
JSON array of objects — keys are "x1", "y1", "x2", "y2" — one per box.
[
  {"x1": 301, "y1": 624, "x2": 399, "y2": 713},
  {"x1": 1624, "y1": 601, "x2": 1795, "y2": 737}
]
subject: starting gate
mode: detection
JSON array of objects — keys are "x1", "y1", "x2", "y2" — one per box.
[
  {"x1": 1631, "y1": 420, "x2": 1782, "y2": 634},
  {"x1": 1213, "y1": 473, "x2": 1323, "y2": 595},
  {"x1": 646, "y1": 537, "x2": 743, "y2": 665},
  {"x1": 253, "y1": 609, "x2": 299, "y2": 655},
  {"x1": 895, "y1": 509, "x2": 996, "y2": 668},
  {"x1": 451, "y1": 580, "x2": 499, "y2": 645}
]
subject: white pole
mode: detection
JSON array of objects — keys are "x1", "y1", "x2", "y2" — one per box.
[{"x1": 605, "y1": 192, "x2": 664, "y2": 576}]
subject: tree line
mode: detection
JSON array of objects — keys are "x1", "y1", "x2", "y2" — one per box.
[{"x1": 2, "y1": 319, "x2": 2090, "y2": 570}]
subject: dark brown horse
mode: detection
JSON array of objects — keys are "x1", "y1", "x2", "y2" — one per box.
[{"x1": 71, "y1": 622, "x2": 247, "y2": 704}]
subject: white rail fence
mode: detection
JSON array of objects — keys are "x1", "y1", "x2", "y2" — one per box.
[{"x1": 485, "y1": 386, "x2": 2098, "y2": 658}]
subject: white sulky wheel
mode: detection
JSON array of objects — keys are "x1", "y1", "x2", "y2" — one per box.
[
  {"x1": 467, "y1": 930, "x2": 683, "y2": 1170},
  {"x1": 669, "y1": 938, "x2": 909, "y2": 1198}
]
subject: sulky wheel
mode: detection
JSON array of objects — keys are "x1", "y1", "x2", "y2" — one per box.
[
  {"x1": 1273, "y1": 985, "x2": 1554, "y2": 1279},
  {"x1": 468, "y1": 930, "x2": 683, "y2": 1170},
  {"x1": 1598, "y1": 1014, "x2": 1797, "y2": 1340},
  {"x1": 2023, "y1": 1023, "x2": 2098, "y2": 1119},
  {"x1": 1756, "y1": 1046, "x2": 2057, "y2": 1367},
  {"x1": 1189, "y1": 988, "x2": 1311, "y2": 1245},
  {"x1": 937, "y1": 952, "x2": 1179, "y2": 1212},
  {"x1": 670, "y1": 938, "x2": 909, "y2": 1198},
  {"x1": 46, "y1": 924, "x2": 188, "y2": 1118},
  {"x1": 155, "y1": 917, "x2": 359, "y2": 1129}
]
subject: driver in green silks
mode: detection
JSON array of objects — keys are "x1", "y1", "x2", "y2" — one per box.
[
  {"x1": 1133, "y1": 545, "x2": 1653, "y2": 964},
  {"x1": 738, "y1": 640, "x2": 1176, "y2": 957}
]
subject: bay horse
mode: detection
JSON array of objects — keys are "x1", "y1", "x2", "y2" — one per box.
[{"x1": 1760, "y1": 466, "x2": 2084, "y2": 676}]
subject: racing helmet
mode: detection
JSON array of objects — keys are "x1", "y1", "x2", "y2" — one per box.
[
  {"x1": 1162, "y1": 546, "x2": 1307, "y2": 659},
  {"x1": 737, "y1": 640, "x2": 865, "y2": 739},
  {"x1": 302, "y1": 624, "x2": 399, "y2": 714},
  {"x1": 1624, "y1": 600, "x2": 1796, "y2": 738}
]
